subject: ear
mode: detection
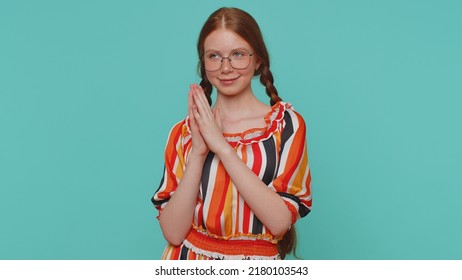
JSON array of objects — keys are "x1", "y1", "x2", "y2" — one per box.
[
  {"x1": 255, "y1": 60, "x2": 262, "y2": 71},
  {"x1": 254, "y1": 60, "x2": 262, "y2": 76}
]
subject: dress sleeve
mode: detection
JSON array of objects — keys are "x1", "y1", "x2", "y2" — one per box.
[
  {"x1": 151, "y1": 120, "x2": 188, "y2": 215},
  {"x1": 269, "y1": 110, "x2": 312, "y2": 225}
]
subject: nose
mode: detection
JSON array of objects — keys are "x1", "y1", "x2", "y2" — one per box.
[{"x1": 221, "y1": 57, "x2": 233, "y2": 73}]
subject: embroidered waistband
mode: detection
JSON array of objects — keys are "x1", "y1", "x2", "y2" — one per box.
[{"x1": 184, "y1": 228, "x2": 280, "y2": 260}]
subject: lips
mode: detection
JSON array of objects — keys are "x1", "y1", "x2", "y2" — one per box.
[{"x1": 218, "y1": 76, "x2": 240, "y2": 85}]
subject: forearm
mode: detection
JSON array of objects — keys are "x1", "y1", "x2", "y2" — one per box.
[
  {"x1": 159, "y1": 152, "x2": 206, "y2": 245},
  {"x1": 217, "y1": 147, "x2": 292, "y2": 237}
]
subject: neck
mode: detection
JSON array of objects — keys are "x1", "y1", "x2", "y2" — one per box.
[{"x1": 214, "y1": 90, "x2": 261, "y2": 119}]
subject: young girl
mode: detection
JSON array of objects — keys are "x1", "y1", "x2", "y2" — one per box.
[{"x1": 152, "y1": 7, "x2": 311, "y2": 260}]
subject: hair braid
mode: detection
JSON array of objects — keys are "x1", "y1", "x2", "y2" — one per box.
[
  {"x1": 198, "y1": 63, "x2": 213, "y2": 105},
  {"x1": 278, "y1": 227, "x2": 299, "y2": 260},
  {"x1": 259, "y1": 64, "x2": 282, "y2": 106}
]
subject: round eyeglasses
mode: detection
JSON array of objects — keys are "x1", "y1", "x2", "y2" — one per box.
[{"x1": 203, "y1": 49, "x2": 254, "y2": 72}]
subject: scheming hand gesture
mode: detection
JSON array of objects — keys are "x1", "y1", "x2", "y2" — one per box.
[
  {"x1": 189, "y1": 84, "x2": 230, "y2": 156},
  {"x1": 187, "y1": 84, "x2": 209, "y2": 157}
]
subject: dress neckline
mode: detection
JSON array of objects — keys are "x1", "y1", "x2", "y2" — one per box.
[
  {"x1": 222, "y1": 101, "x2": 281, "y2": 138},
  {"x1": 185, "y1": 101, "x2": 290, "y2": 147}
]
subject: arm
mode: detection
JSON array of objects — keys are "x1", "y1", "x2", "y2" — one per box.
[
  {"x1": 154, "y1": 87, "x2": 210, "y2": 246},
  {"x1": 158, "y1": 152, "x2": 205, "y2": 246}
]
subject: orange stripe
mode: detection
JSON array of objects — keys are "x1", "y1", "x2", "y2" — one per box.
[
  {"x1": 223, "y1": 179, "x2": 233, "y2": 235},
  {"x1": 205, "y1": 161, "x2": 228, "y2": 234},
  {"x1": 290, "y1": 146, "x2": 309, "y2": 193}
]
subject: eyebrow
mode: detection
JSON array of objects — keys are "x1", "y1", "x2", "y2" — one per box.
[{"x1": 204, "y1": 48, "x2": 250, "y2": 54}]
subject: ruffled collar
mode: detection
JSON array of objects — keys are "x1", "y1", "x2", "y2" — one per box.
[{"x1": 185, "y1": 101, "x2": 292, "y2": 147}]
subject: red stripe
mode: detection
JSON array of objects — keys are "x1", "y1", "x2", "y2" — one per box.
[
  {"x1": 251, "y1": 143, "x2": 263, "y2": 175},
  {"x1": 243, "y1": 201, "x2": 251, "y2": 232},
  {"x1": 166, "y1": 123, "x2": 182, "y2": 178},
  {"x1": 170, "y1": 246, "x2": 181, "y2": 259}
]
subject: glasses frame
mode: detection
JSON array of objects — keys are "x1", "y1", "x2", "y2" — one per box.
[{"x1": 202, "y1": 49, "x2": 255, "y2": 72}]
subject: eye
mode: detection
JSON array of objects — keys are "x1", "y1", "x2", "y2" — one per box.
[
  {"x1": 206, "y1": 52, "x2": 221, "y2": 60},
  {"x1": 231, "y1": 50, "x2": 247, "y2": 57}
]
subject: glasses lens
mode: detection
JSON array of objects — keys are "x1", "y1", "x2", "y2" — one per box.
[
  {"x1": 204, "y1": 52, "x2": 222, "y2": 71},
  {"x1": 229, "y1": 50, "x2": 251, "y2": 69}
]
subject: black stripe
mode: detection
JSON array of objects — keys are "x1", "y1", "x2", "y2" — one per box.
[
  {"x1": 277, "y1": 192, "x2": 311, "y2": 218},
  {"x1": 277, "y1": 192, "x2": 301, "y2": 204},
  {"x1": 179, "y1": 245, "x2": 189, "y2": 260},
  {"x1": 200, "y1": 151, "x2": 215, "y2": 230},
  {"x1": 281, "y1": 113, "x2": 294, "y2": 150},
  {"x1": 299, "y1": 207, "x2": 311, "y2": 218},
  {"x1": 275, "y1": 113, "x2": 294, "y2": 174},
  {"x1": 252, "y1": 216, "x2": 264, "y2": 234},
  {"x1": 151, "y1": 196, "x2": 169, "y2": 206},
  {"x1": 261, "y1": 138, "x2": 277, "y2": 185},
  {"x1": 151, "y1": 166, "x2": 167, "y2": 206}
]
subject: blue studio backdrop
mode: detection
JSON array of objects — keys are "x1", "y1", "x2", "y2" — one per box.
[{"x1": 1, "y1": 0, "x2": 461, "y2": 259}]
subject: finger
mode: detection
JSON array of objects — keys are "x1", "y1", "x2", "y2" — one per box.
[
  {"x1": 193, "y1": 83, "x2": 206, "y2": 96},
  {"x1": 193, "y1": 93, "x2": 213, "y2": 121},
  {"x1": 192, "y1": 84, "x2": 213, "y2": 118},
  {"x1": 188, "y1": 86, "x2": 194, "y2": 112},
  {"x1": 188, "y1": 89, "x2": 197, "y2": 120},
  {"x1": 188, "y1": 103, "x2": 199, "y2": 132},
  {"x1": 191, "y1": 102, "x2": 203, "y2": 123},
  {"x1": 188, "y1": 98, "x2": 195, "y2": 122},
  {"x1": 192, "y1": 90, "x2": 207, "y2": 118}
]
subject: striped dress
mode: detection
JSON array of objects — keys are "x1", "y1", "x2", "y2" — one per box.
[{"x1": 152, "y1": 101, "x2": 312, "y2": 260}]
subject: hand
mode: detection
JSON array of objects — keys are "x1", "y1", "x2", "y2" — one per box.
[
  {"x1": 188, "y1": 84, "x2": 209, "y2": 157},
  {"x1": 190, "y1": 84, "x2": 230, "y2": 154}
]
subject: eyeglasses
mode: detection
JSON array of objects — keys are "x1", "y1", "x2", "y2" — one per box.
[{"x1": 203, "y1": 49, "x2": 254, "y2": 72}]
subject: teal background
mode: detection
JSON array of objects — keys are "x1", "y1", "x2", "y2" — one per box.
[{"x1": 1, "y1": 0, "x2": 461, "y2": 259}]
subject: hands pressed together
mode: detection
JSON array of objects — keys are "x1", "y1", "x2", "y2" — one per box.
[{"x1": 188, "y1": 84, "x2": 230, "y2": 157}]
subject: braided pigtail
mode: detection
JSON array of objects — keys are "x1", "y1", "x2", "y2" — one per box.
[
  {"x1": 278, "y1": 227, "x2": 300, "y2": 260},
  {"x1": 259, "y1": 64, "x2": 282, "y2": 106},
  {"x1": 198, "y1": 62, "x2": 213, "y2": 106},
  {"x1": 199, "y1": 78, "x2": 213, "y2": 106}
]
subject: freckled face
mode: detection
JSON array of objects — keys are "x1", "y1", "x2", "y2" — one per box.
[{"x1": 203, "y1": 29, "x2": 260, "y2": 97}]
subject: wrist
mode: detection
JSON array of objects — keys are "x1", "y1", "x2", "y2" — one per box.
[
  {"x1": 215, "y1": 144, "x2": 234, "y2": 159},
  {"x1": 188, "y1": 150, "x2": 208, "y2": 163}
]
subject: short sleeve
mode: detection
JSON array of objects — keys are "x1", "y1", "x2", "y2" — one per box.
[
  {"x1": 151, "y1": 120, "x2": 188, "y2": 214},
  {"x1": 269, "y1": 110, "x2": 312, "y2": 224}
]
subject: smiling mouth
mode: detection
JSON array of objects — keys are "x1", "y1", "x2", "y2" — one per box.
[{"x1": 218, "y1": 76, "x2": 240, "y2": 82}]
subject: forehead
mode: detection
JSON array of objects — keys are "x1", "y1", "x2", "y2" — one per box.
[{"x1": 204, "y1": 28, "x2": 252, "y2": 51}]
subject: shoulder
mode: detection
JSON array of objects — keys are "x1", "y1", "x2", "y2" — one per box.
[
  {"x1": 165, "y1": 116, "x2": 191, "y2": 142},
  {"x1": 280, "y1": 102, "x2": 307, "y2": 131}
]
